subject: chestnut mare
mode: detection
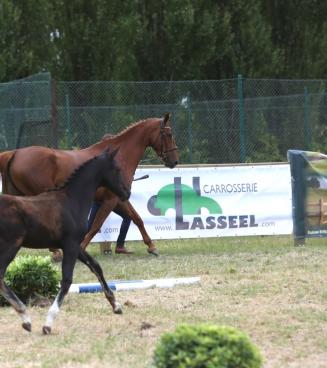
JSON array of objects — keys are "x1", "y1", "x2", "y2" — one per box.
[
  {"x1": 0, "y1": 113, "x2": 179, "y2": 255},
  {"x1": 0, "y1": 149, "x2": 130, "y2": 334}
]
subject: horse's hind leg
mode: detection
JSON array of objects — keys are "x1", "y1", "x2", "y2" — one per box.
[
  {"x1": 0, "y1": 246, "x2": 31, "y2": 331},
  {"x1": 117, "y1": 200, "x2": 159, "y2": 255},
  {"x1": 0, "y1": 278, "x2": 32, "y2": 331},
  {"x1": 78, "y1": 249, "x2": 122, "y2": 314},
  {"x1": 80, "y1": 198, "x2": 117, "y2": 250}
]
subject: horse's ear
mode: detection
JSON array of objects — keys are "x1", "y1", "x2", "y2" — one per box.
[
  {"x1": 163, "y1": 112, "x2": 171, "y2": 125},
  {"x1": 101, "y1": 133, "x2": 114, "y2": 141}
]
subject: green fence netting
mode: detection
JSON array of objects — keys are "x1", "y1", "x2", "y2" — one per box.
[{"x1": 1, "y1": 73, "x2": 327, "y2": 164}]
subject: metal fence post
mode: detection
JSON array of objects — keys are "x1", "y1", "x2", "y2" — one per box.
[
  {"x1": 303, "y1": 87, "x2": 311, "y2": 150},
  {"x1": 65, "y1": 94, "x2": 72, "y2": 149},
  {"x1": 237, "y1": 74, "x2": 246, "y2": 162},
  {"x1": 187, "y1": 93, "x2": 193, "y2": 163},
  {"x1": 51, "y1": 79, "x2": 58, "y2": 148}
]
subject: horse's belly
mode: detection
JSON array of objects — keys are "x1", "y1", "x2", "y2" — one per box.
[{"x1": 22, "y1": 227, "x2": 61, "y2": 249}]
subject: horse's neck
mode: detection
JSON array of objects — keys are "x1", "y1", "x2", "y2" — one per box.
[
  {"x1": 95, "y1": 121, "x2": 157, "y2": 183},
  {"x1": 113, "y1": 133, "x2": 147, "y2": 168},
  {"x1": 64, "y1": 161, "x2": 102, "y2": 218},
  {"x1": 83, "y1": 140, "x2": 110, "y2": 157}
]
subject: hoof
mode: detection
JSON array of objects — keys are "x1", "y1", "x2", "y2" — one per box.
[
  {"x1": 42, "y1": 326, "x2": 51, "y2": 335},
  {"x1": 22, "y1": 322, "x2": 32, "y2": 332},
  {"x1": 114, "y1": 303, "x2": 123, "y2": 314},
  {"x1": 147, "y1": 248, "x2": 159, "y2": 256}
]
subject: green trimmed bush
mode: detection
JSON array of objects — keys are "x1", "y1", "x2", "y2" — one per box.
[
  {"x1": 0, "y1": 255, "x2": 60, "y2": 306},
  {"x1": 153, "y1": 324, "x2": 263, "y2": 368}
]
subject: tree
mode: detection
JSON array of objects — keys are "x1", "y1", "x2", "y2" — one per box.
[
  {"x1": 135, "y1": 0, "x2": 232, "y2": 80},
  {"x1": 261, "y1": 0, "x2": 327, "y2": 78},
  {"x1": 51, "y1": 0, "x2": 141, "y2": 80},
  {"x1": 0, "y1": 0, "x2": 55, "y2": 82}
]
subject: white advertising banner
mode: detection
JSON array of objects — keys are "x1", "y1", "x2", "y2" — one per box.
[{"x1": 92, "y1": 164, "x2": 293, "y2": 242}]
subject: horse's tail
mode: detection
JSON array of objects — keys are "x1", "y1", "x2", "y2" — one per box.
[
  {"x1": 0, "y1": 150, "x2": 17, "y2": 194},
  {"x1": 0, "y1": 150, "x2": 14, "y2": 171}
]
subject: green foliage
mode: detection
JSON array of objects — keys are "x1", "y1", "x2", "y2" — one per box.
[
  {"x1": 51, "y1": 0, "x2": 141, "y2": 81},
  {"x1": 0, "y1": 255, "x2": 60, "y2": 306},
  {"x1": 246, "y1": 112, "x2": 283, "y2": 163},
  {"x1": 0, "y1": 0, "x2": 55, "y2": 82},
  {"x1": 261, "y1": 0, "x2": 327, "y2": 78},
  {"x1": 1, "y1": 0, "x2": 327, "y2": 81},
  {"x1": 153, "y1": 324, "x2": 263, "y2": 368},
  {"x1": 3, "y1": 1, "x2": 327, "y2": 163}
]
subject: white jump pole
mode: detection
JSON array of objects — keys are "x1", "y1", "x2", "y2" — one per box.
[{"x1": 69, "y1": 276, "x2": 200, "y2": 293}]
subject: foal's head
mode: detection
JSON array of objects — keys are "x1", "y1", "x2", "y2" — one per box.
[{"x1": 101, "y1": 149, "x2": 131, "y2": 201}]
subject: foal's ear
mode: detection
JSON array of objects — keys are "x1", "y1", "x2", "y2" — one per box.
[
  {"x1": 106, "y1": 147, "x2": 120, "y2": 160},
  {"x1": 163, "y1": 112, "x2": 171, "y2": 125}
]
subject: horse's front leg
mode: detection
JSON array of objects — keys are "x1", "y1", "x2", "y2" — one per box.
[
  {"x1": 81, "y1": 198, "x2": 118, "y2": 250},
  {"x1": 43, "y1": 246, "x2": 79, "y2": 335},
  {"x1": 116, "y1": 200, "x2": 159, "y2": 256},
  {"x1": 78, "y1": 249, "x2": 122, "y2": 314}
]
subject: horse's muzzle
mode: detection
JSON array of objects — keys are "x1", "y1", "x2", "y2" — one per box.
[{"x1": 165, "y1": 160, "x2": 178, "y2": 169}]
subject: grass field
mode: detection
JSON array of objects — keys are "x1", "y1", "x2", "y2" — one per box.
[{"x1": 0, "y1": 236, "x2": 326, "y2": 368}]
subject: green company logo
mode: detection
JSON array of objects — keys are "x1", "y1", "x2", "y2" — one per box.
[{"x1": 147, "y1": 177, "x2": 258, "y2": 230}]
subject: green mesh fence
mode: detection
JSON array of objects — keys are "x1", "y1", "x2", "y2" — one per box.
[
  {"x1": 0, "y1": 72, "x2": 53, "y2": 149},
  {"x1": 1, "y1": 73, "x2": 327, "y2": 164}
]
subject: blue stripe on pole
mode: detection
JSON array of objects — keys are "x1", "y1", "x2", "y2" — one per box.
[{"x1": 78, "y1": 283, "x2": 116, "y2": 293}]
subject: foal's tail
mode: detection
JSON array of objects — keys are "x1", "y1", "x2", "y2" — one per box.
[{"x1": 0, "y1": 150, "x2": 16, "y2": 193}]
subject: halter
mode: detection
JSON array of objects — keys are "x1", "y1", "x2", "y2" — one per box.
[{"x1": 158, "y1": 119, "x2": 178, "y2": 161}]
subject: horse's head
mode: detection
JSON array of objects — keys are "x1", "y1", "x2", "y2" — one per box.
[
  {"x1": 152, "y1": 113, "x2": 179, "y2": 168},
  {"x1": 101, "y1": 148, "x2": 131, "y2": 201}
]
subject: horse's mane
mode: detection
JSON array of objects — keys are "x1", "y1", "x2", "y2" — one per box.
[
  {"x1": 47, "y1": 156, "x2": 98, "y2": 192},
  {"x1": 104, "y1": 118, "x2": 159, "y2": 141}
]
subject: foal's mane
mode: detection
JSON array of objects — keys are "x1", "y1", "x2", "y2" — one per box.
[{"x1": 48, "y1": 156, "x2": 98, "y2": 192}]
